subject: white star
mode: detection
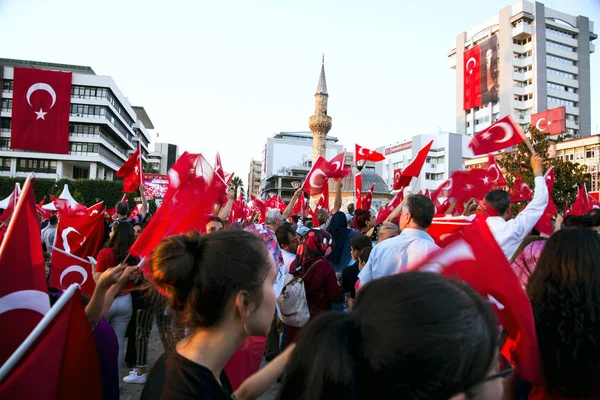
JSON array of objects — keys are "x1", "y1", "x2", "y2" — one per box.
[
  {"x1": 547, "y1": 120, "x2": 553, "y2": 125},
  {"x1": 35, "y1": 108, "x2": 47, "y2": 120},
  {"x1": 465, "y1": 184, "x2": 473, "y2": 190},
  {"x1": 482, "y1": 131, "x2": 492, "y2": 140},
  {"x1": 483, "y1": 176, "x2": 489, "y2": 184}
]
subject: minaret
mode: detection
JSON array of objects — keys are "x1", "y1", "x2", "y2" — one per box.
[{"x1": 309, "y1": 56, "x2": 332, "y2": 162}]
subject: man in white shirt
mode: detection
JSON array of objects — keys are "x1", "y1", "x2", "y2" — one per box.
[
  {"x1": 485, "y1": 154, "x2": 548, "y2": 261},
  {"x1": 358, "y1": 194, "x2": 440, "y2": 287},
  {"x1": 276, "y1": 223, "x2": 299, "y2": 275}
]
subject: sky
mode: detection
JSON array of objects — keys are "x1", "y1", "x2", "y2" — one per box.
[{"x1": 0, "y1": 0, "x2": 599, "y2": 187}]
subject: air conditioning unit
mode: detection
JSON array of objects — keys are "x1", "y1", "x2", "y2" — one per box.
[{"x1": 430, "y1": 163, "x2": 436, "y2": 168}]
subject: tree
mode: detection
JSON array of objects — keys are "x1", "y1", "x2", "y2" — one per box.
[
  {"x1": 230, "y1": 176, "x2": 244, "y2": 197},
  {"x1": 495, "y1": 126, "x2": 590, "y2": 214},
  {"x1": 142, "y1": 161, "x2": 159, "y2": 174}
]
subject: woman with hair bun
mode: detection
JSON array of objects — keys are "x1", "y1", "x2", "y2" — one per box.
[
  {"x1": 354, "y1": 209, "x2": 376, "y2": 241},
  {"x1": 142, "y1": 230, "x2": 293, "y2": 400},
  {"x1": 279, "y1": 272, "x2": 508, "y2": 400}
]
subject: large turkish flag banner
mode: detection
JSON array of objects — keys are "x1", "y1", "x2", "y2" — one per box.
[
  {"x1": 530, "y1": 106, "x2": 566, "y2": 135},
  {"x1": 463, "y1": 44, "x2": 481, "y2": 110},
  {"x1": 11, "y1": 67, "x2": 72, "y2": 154}
]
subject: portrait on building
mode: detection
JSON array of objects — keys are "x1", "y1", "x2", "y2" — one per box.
[{"x1": 463, "y1": 35, "x2": 499, "y2": 110}]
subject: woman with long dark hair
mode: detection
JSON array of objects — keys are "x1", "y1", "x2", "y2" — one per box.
[
  {"x1": 94, "y1": 221, "x2": 139, "y2": 376},
  {"x1": 527, "y1": 227, "x2": 600, "y2": 399},
  {"x1": 327, "y1": 211, "x2": 359, "y2": 273},
  {"x1": 278, "y1": 272, "x2": 506, "y2": 399},
  {"x1": 354, "y1": 209, "x2": 376, "y2": 241},
  {"x1": 285, "y1": 229, "x2": 344, "y2": 346}
]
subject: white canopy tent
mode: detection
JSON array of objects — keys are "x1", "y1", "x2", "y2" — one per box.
[
  {"x1": 41, "y1": 184, "x2": 83, "y2": 211},
  {"x1": 0, "y1": 183, "x2": 21, "y2": 209}
]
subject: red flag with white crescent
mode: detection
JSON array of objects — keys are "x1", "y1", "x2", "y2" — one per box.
[
  {"x1": 360, "y1": 184, "x2": 375, "y2": 211},
  {"x1": 392, "y1": 168, "x2": 403, "y2": 191},
  {"x1": 485, "y1": 154, "x2": 507, "y2": 187},
  {"x1": 508, "y1": 173, "x2": 533, "y2": 203},
  {"x1": 530, "y1": 106, "x2": 566, "y2": 135},
  {"x1": 49, "y1": 247, "x2": 96, "y2": 296},
  {"x1": 468, "y1": 116, "x2": 525, "y2": 156},
  {"x1": 325, "y1": 152, "x2": 351, "y2": 180},
  {"x1": 463, "y1": 44, "x2": 481, "y2": 110},
  {"x1": 11, "y1": 67, "x2": 71, "y2": 154},
  {"x1": 355, "y1": 144, "x2": 385, "y2": 163},
  {"x1": 302, "y1": 156, "x2": 330, "y2": 196},
  {"x1": 116, "y1": 144, "x2": 142, "y2": 193},
  {"x1": 355, "y1": 173, "x2": 362, "y2": 209}
]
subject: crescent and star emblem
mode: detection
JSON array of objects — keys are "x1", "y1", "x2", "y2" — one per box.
[
  {"x1": 466, "y1": 57, "x2": 477, "y2": 74},
  {"x1": 0, "y1": 290, "x2": 50, "y2": 316},
  {"x1": 60, "y1": 265, "x2": 88, "y2": 287},
  {"x1": 443, "y1": 178, "x2": 453, "y2": 191},
  {"x1": 26, "y1": 83, "x2": 57, "y2": 120},
  {"x1": 487, "y1": 165, "x2": 500, "y2": 183},
  {"x1": 357, "y1": 148, "x2": 371, "y2": 157},
  {"x1": 61, "y1": 227, "x2": 86, "y2": 254},
  {"x1": 331, "y1": 161, "x2": 341, "y2": 171},
  {"x1": 309, "y1": 168, "x2": 327, "y2": 189},
  {"x1": 492, "y1": 122, "x2": 515, "y2": 144},
  {"x1": 535, "y1": 118, "x2": 548, "y2": 132}
]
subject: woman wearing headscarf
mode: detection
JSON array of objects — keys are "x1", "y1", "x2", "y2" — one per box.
[
  {"x1": 285, "y1": 229, "x2": 344, "y2": 346},
  {"x1": 327, "y1": 211, "x2": 359, "y2": 274}
]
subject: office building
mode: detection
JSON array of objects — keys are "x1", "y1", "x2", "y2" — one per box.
[
  {"x1": 449, "y1": 0, "x2": 596, "y2": 137},
  {"x1": 247, "y1": 159, "x2": 262, "y2": 197},
  {"x1": 0, "y1": 58, "x2": 154, "y2": 180},
  {"x1": 147, "y1": 142, "x2": 179, "y2": 175}
]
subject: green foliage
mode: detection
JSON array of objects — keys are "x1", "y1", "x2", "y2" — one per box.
[
  {"x1": 0, "y1": 177, "x2": 128, "y2": 208},
  {"x1": 142, "y1": 161, "x2": 158, "y2": 174},
  {"x1": 496, "y1": 126, "x2": 590, "y2": 214},
  {"x1": 230, "y1": 176, "x2": 244, "y2": 197}
]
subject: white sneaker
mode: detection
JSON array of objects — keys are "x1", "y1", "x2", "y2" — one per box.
[{"x1": 123, "y1": 372, "x2": 147, "y2": 384}]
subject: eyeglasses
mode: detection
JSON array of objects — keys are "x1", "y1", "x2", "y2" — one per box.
[{"x1": 483, "y1": 355, "x2": 514, "y2": 382}]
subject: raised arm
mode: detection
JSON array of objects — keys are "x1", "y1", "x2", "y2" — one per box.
[
  {"x1": 218, "y1": 189, "x2": 236, "y2": 222},
  {"x1": 332, "y1": 181, "x2": 343, "y2": 214},
  {"x1": 139, "y1": 183, "x2": 148, "y2": 219},
  {"x1": 283, "y1": 189, "x2": 303, "y2": 220}
]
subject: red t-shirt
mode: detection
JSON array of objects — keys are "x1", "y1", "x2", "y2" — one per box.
[{"x1": 95, "y1": 248, "x2": 135, "y2": 295}]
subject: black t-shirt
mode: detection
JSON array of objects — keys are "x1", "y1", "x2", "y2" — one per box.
[
  {"x1": 342, "y1": 262, "x2": 360, "y2": 299},
  {"x1": 141, "y1": 353, "x2": 234, "y2": 400}
]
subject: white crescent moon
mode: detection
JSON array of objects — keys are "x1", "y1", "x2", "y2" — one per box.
[
  {"x1": 492, "y1": 122, "x2": 515, "y2": 143},
  {"x1": 60, "y1": 265, "x2": 88, "y2": 286},
  {"x1": 0, "y1": 290, "x2": 50, "y2": 316},
  {"x1": 89, "y1": 210, "x2": 99, "y2": 216},
  {"x1": 443, "y1": 178, "x2": 454, "y2": 191},
  {"x1": 331, "y1": 161, "x2": 341, "y2": 171},
  {"x1": 26, "y1": 83, "x2": 57, "y2": 108},
  {"x1": 61, "y1": 227, "x2": 83, "y2": 254},
  {"x1": 466, "y1": 57, "x2": 477, "y2": 72},
  {"x1": 487, "y1": 165, "x2": 500, "y2": 182},
  {"x1": 358, "y1": 148, "x2": 370, "y2": 156},
  {"x1": 309, "y1": 168, "x2": 327, "y2": 189},
  {"x1": 394, "y1": 172, "x2": 401, "y2": 181},
  {"x1": 535, "y1": 118, "x2": 547, "y2": 132}
]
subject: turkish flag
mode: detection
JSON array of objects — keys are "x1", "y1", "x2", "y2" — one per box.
[
  {"x1": 508, "y1": 173, "x2": 533, "y2": 203},
  {"x1": 265, "y1": 195, "x2": 286, "y2": 214},
  {"x1": 355, "y1": 144, "x2": 385, "y2": 163},
  {"x1": 49, "y1": 247, "x2": 96, "y2": 297},
  {"x1": 485, "y1": 154, "x2": 507, "y2": 187},
  {"x1": 411, "y1": 217, "x2": 543, "y2": 383},
  {"x1": 0, "y1": 287, "x2": 102, "y2": 400},
  {"x1": 50, "y1": 195, "x2": 87, "y2": 216},
  {"x1": 54, "y1": 209, "x2": 105, "y2": 259},
  {"x1": 468, "y1": 116, "x2": 525, "y2": 156},
  {"x1": 355, "y1": 173, "x2": 362, "y2": 208},
  {"x1": 463, "y1": 44, "x2": 481, "y2": 110},
  {"x1": 316, "y1": 186, "x2": 329, "y2": 212},
  {"x1": 117, "y1": 144, "x2": 142, "y2": 193},
  {"x1": 396, "y1": 140, "x2": 434, "y2": 188},
  {"x1": 376, "y1": 190, "x2": 403, "y2": 225},
  {"x1": 0, "y1": 177, "x2": 49, "y2": 366},
  {"x1": 325, "y1": 152, "x2": 351, "y2": 180},
  {"x1": 392, "y1": 168, "x2": 403, "y2": 191},
  {"x1": 530, "y1": 106, "x2": 566, "y2": 135},
  {"x1": 571, "y1": 183, "x2": 592, "y2": 216},
  {"x1": 11, "y1": 68, "x2": 71, "y2": 154},
  {"x1": 0, "y1": 183, "x2": 20, "y2": 223},
  {"x1": 130, "y1": 153, "x2": 222, "y2": 263},
  {"x1": 360, "y1": 184, "x2": 375, "y2": 211},
  {"x1": 251, "y1": 195, "x2": 267, "y2": 224},
  {"x1": 427, "y1": 215, "x2": 474, "y2": 246},
  {"x1": 302, "y1": 156, "x2": 330, "y2": 196}
]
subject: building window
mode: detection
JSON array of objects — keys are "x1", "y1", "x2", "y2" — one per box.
[
  {"x1": 547, "y1": 68, "x2": 576, "y2": 79},
  {"x1": 546, "y1": 26, "x2": 576, "y2": 39},
  {"x1": 73, "y1": 166, "x2": 89, "y2": 179},
  {"x1": 546, "y1": 40, "x2": 575, "y2": 52},
  {"x1": 0, "y1": 118, "x2": 10, "y2": 131},
  {"x1": 70, "y1": 142, "x2": 99, "y2": 154},
  {"x1": 547, "y1": 54, "x2": 576, "y2": 66},
  {"x1": 16, "y1": 158, "x2": 57, "y2": 173},
  {"x1": 2, "y1": 80, "x2": 13, "y2": 92},
  {"x1": 586, "y1": 150, "x2": 595, "y2": 159},
  {"x1": 0, "y1": 157, "x2": 10, "y2": 171},
  {"x1": 547, "y1": 82, "x2": 577, "y2": 93},
  {"x1": 1, "y1": 99, "x2": 12, "y2": 111},
  {"x1": 548, "y1": 96, "x2": 576, "y2": 107},
  {"x1": 0, "y1": 137, "x2": 10, "y2": 150}
]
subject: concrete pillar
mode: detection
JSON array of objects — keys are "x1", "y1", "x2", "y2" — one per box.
[
  {"x1": 498, "y1": 6, "x2": 514, "y2": 119},
  {"x1": 533, "y1": 2, "x2": 548, "y2": 114},
  {"x1": 9, "y1": 157, "x2": 16, "y2": 178},
  {"x1": 577, "y1": 15, "x2": 592, "y2": 137},
  {"x1": 56, "y1": 161, "x2": 64, "y2": 179},
  {"x1": 89, "y1": 162, "x2": 97, "y2": 180},
  {"x1": 97, "y1": 165, "x2": 105, "y2": 180},
  {"x1": 107, "y1": 169, "x2": 114, "y2": 180}
]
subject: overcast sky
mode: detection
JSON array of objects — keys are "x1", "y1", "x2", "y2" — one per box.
[{"x1": 1, "y1": 0, "x2": 598, "y2": 186}]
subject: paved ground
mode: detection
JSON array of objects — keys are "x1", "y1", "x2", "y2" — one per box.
[{"x1": 120, "y1": 325, "x2": 280, "y2": 400}]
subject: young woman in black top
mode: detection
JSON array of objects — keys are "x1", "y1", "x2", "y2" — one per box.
[{"x1": 142, "y1": 230, "x2": 293, "y2": 400}]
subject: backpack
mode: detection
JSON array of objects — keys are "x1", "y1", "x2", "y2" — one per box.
[{"x1": 277, "y1": 260, "x2": 318, "y2": 328}]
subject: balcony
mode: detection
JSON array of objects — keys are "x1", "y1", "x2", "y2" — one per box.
[
  {"x1": 512, "y1": 23, "x2": 533, "y2": 39},
  {"x1": 513, "y1": 56, "x2": 533, "y2": 68}
]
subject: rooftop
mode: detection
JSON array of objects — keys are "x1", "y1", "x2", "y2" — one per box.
[
  {"x1": 132, "y1": 106, "x2": 155, "y2": 130},
  {"x1": 0, "y1": 58, "x2": 95, "y2": 75},
  {"x1": 273, "y1": 131, "x2": 339, "y2": 142}
]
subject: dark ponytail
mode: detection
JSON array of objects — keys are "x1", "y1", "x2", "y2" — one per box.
[{"x1": 280, "y1": 272, "x2": 498, "y2": 400}]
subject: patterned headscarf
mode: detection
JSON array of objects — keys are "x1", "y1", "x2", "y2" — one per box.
[
  {"x1": 511, "y1": 239, "x2": 546, "y2": 288},
  {"x1": 292, "y1": 229, "x2": 333, "y2": 272}
]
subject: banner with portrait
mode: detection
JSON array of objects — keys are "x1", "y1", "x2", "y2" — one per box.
[{"x1": 464, "y1": 35, "x2": 499, "y2": 110}]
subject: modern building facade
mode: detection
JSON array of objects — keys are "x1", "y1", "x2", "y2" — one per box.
[
  {"x1": 147, "y1": 142, "x2": 179, "y2": 175},
  {"x1": 260, "y1": 131, "x2": 343, "y2": 201},
  {"x1": 449, "y1": 0, "x2": 596, "y2": 137},
  {"x1": 309, "y1": 57, "x2": 332, "y2": 162},
  {"x1": 247, "y1": 159, "x2": 262, "y2": 197},
  {"x1": 375, "y1": 132, "x2": 474, "y2": 193},
  {"x1": 0, "y1": 58, "x2": 154, "y2": 180}
]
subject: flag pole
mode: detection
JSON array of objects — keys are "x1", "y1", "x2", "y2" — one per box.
[
  {"x1": 0, "y1": 174, "x2": 34, "y2": 256},
  {"x1": 0, "y1": 284, "x2": 79, "y2": 383}
]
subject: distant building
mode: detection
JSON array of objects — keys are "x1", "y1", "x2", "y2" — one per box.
[
  {"x1": 261, "y1": 131, "x2": 343, "y2": 201},
  {"x1": 148, "y1": 142, "x2": 179, "y2": 175},
  {"x1": 247, "y1": 159, "x2": 262, "y2": 197},
  {"x1": 449, "y1": 0, "x2": 596, "y2": 137},
  {"x1": 375, "y1": 132, "x2": 474, "y2": 193},
  {"x1": 0, "y1": 58, "x2": 154, "y2": 180}
]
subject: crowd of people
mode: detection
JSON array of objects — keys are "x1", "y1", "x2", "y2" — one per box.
[{"x1": 28, "y1": 152, "x2": 600, "y2": 400}]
